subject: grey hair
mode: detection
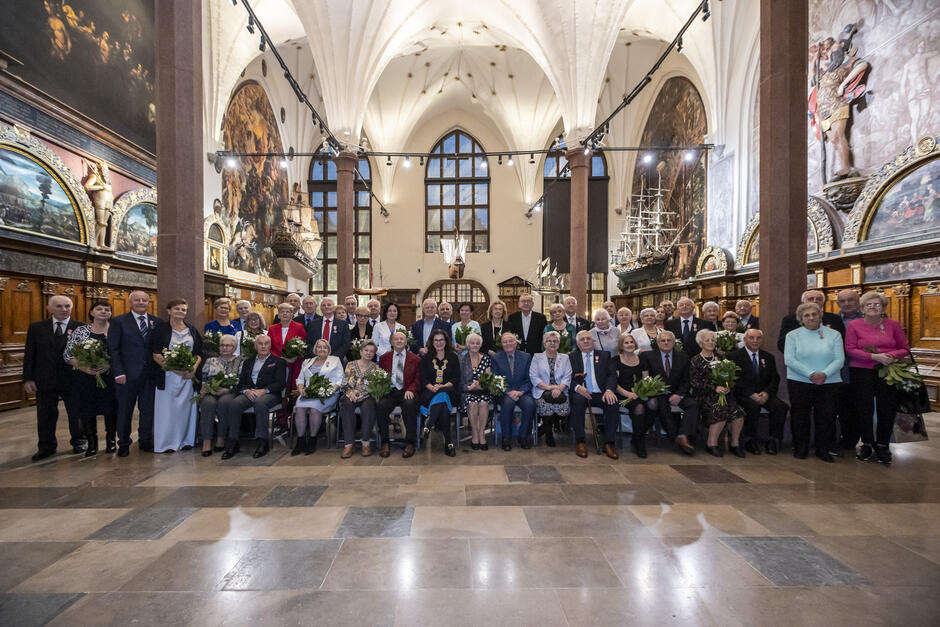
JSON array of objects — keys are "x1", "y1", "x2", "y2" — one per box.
[
  {"x1": 795, "y1": 302, "x2": 821, "y2": 320},
  {"x1": 640, "y1": 307, "x2": 657, "y2": 318}
]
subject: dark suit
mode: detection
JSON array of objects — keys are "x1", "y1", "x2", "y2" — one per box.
[
  {"x1": 490, "y1": 349, "x2": 536, "y2": 444},
  {"x1": 740, "y1": 314, "x2": 759, "y2": 330},
  {"x1": 730, "y1": 348, "x2": 789, "y2": 443},
  {"x1": 350, "y1": 323, "x2": 373, "y2": 341},
  {"x1": 377, "y1": 349, "x2": 421, "y2": 444},
  {"x1": 409, "y1": 318, "x2": 452, "y2": 354},
  {"x1": 109, "y1": 311, "x2": 159, "y2": 448},
  {"x1": 225, "y1": 354, "x2": 288, "y2": 441},
  {"x1": 777, "y1": 312, "x2": 845, "y2": 352},
  {"x1": 568, "y1": 348, "x2": 619, "y2": 444},
  {"x1": 566, "y1": 316, "x2": 591, "y2": 333},
  {"x1": 665, "y1": 316, "x2": 707, "y2": 357},
  {"x1": 480, "y1": 321, "x2": 509, "y2": 355},
  {"x1": 23, "y1": 317, "x2": 83, "y2": 452},
  {"x1": 507, "y1": 311, "x2": 548, "y2": 354},
  {"x1": 293, "y1": 313, "x2": 319, "y2": 336},
  {"x1": 306, "y1": 316, "x2": 351, "y2": 359},
  {"x1": 148, "y1": 320, "x2": 205, "y2": 390},
  {"x1": 640, "y1": 348, "x2": 699, "y2": 440}
]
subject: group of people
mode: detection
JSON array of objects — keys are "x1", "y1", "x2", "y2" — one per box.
[{"x1": 22, "y1": 287, "x2": 910, "y2": 466}]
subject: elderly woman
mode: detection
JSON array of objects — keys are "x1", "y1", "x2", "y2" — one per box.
[
  {"x1": 784, "y1": 302, "x2": 844, "y2": 462},
  {"x1": 334, "y1": 304, "x2": 349, "y2": 326},
  {"x1": 614, "y1": 332, "x2": 655, "y2": 457},
  {"x1": 351, "y1": 306, "x2": 373, "y2": 342},
  {"x1": 544, "y1": 303, "x2": 576, "y2": 351},
  {"x1": 151, "y1": 298, "x2": 203, "y2": 453},
  {"x1": 452, "y1": 302, "x2": 482, "y2": 351},
  {"x1": 630, "y1": 308, "x2": 662, "y2": 353},
  {"x1": 204, "y1": 297, "x2": 240, "y2": 336},
  {"x1": 293, "y1": 338, "x2": 344, "y2": 456},
  {"x1": 690, "y1": 329, "x2": 746, "y2": 457},
  {"x1": 717, "y1": 311, "x2": 745, "y2": 354},
  {"x1": 372, "y1": 302, "x2": 406, "y2": 357},
  {"x1": 338, "y1": 339, "x2": 380, "y2": 458},
  {"x1": 420, "y1": 329, "x2": 461, "y2": 457},
  {"x1": 459, "y1": 333, "x2": 492, "y2": 450},
  {"x1": 196, "y1": 334, "x2": 243, "y2": 456},
  {"x1": 846, "y1": 292, "x2": 911, "y2": 465},
  {"x1": 655, "y1": 306, "x2": 667, "y2": 328},
  {"x1": 234, "y1": 312, "x2": 266, "y2": 357},
  {"x1": 615, "y1": 307, "x2": 635, "y2": 333},
  {"x1": 530, "y1": 330, "x2": 572, "y2": 447},
  {"x1": 701, "y1": 301, "x2": 720, "y2": 331},
  {"x1": 590, "y1": 308, "x2": 619, "y2": 353},
  {"x1": 481, "y1": 299, "x2": 508, "y2": 356}
]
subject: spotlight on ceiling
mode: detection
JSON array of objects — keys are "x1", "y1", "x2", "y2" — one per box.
[
  {"x1": 403, "y1": 156, "x2": 411, "y2": 168},
  {"x1": 507, "y1": 155, "x2": 514, "y2": 166},
  {"x1": 419, "y1": 156, "x2": 425, "y2": 166},
  {"x1": 498, "y1": 155, "x2": 503, "y2": 165},
  {"x1": 677, "y1": 36, "x2": 683, "y2": 54},
  {"x1": 533, "y1": 200, "x2": 543, "y2": 213},
  {"x1": 684, "y1": 150, "x2": 695, "y2": 162},
  {"x1": 584, "y1": 144, "x2": 592, "y2": 156},
  {"x1": 642, "y1": 153, "x2": 653, "y2": 164},
  {"x1": 246, "y1": 15, "x2": 254, "y2": 34},
  {"x1": 259, "y1": 37, "x2": 266, "y2": 52},
  {"x1": 225, "y1": 157, "x2": 237, "y2": 169},
  {"x1": 386, "y1": 156, "x2": 392, "y2": 166},
  {"x1": 230, "y1": 0, "x2": 237, "y2": 5},
  {"x1": 279, "y1": 159, "x2": 288, "y2": 169},
  {"x1": 528, "y1": 153, "x2": 535, "y2": 164},
  {"x1": 479, "y1": 157, "x2": 487, "y2": 169}
]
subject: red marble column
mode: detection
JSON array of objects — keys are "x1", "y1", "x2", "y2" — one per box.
[
  {"x1": 335, "y1": 151, "x2": 357, "y2": 301},
  {"x1": 567, "y1": 147, "x2": 590, "y2": 310},
  {"x1": 155, "y1": 0, "x2": 204, "y2": 321},
  {"x1": 759, "y1": 0, "x2": 807, "y2": 358}
]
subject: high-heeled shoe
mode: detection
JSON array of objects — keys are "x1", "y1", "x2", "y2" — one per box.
[
  {"x1": 705, "y1": 445, "x2": 723, "y2": 457},
  {"x1": 290, "y1": 437, "x2": 305, "y2": 456},
  {"x1": 201, "y1": 449, "x2": 212, "y2": 457},
  {"x1": 729, "y1": 445, "x2": 746, "y2": 458}
]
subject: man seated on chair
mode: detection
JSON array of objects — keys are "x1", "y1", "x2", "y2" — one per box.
[
  {"x1": 640, "y1": 331, "x2": 698, "y2": 456},
  {"x1": 223, "y1": 334, "x2": 287, "y2": 460},
  {"x1": 490, "y1": 331, "x2": 535, "y2": 451},
  {"x1": 730, "y1": 329, "x2": 789, "y2": 455},
  {"x1": 569, "y1": 330, "x2": 620, "y2": 460},
  {"x1": 377, "y1": 331, "x2": 421, "y2": 459}
]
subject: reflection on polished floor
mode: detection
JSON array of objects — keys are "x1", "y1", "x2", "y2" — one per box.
[{"x1": 1, "y1": 406, "x2": 939, "y2": 626}]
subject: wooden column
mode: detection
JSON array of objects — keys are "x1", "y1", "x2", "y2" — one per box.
[
  {"x1": 335, "y1": 151, "x2": 357, "y2": 301},
  {"x1": 567, "y1": 148, "x2": 590, "y2": 310},
  {"x1": 758, "y1": 0, "x2": 807, "y2": 359},
  {"x1": 155, "y1": 0, "x2": 204, "y2": 321}
]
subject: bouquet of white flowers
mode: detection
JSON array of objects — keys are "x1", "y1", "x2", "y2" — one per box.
[
  {"x1": 203, "y1": 331, "x2": 222, "y2": 355},
  {"x1": 716, "y1": 331, "x2": 739, "y2": 354},
  {"x1": 162, "y1": 344, "x2": 197, "y2": 373},
  {"x1": 300, "y1": 372, "x2": 338, "y2": 400},
  {"x1": 347, "y1": 338, "x2": 367, "y2": 361},
  {"x1": 192, "y1": 371, "x2": 238, "y2": 402},
  {"x1": 709, "y1": 359, "x2": 741, "y2": 406},
  {"x1": 282, "y1": 337, "x2": 308, "y2": 360},
  {"x1": 406, "y1": 330, "x2": 417, "y2": 349},
  {"x1": 477, "y1": 372, "x2": 507, "y2": 396},
  {"x1": 72, "y1": 337, "x2": 110, "y2": 389},
  {"x1": 365, "y1": 368, "x2": 392, "y2": 400},
  {"x1": 240, "y1": 332, "x2": 259, "y2": 358}
]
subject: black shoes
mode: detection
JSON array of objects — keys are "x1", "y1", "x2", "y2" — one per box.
[
  {"x1": 471, "y1": 442, "x2": 480, "y2": 451},
  {"x1": 705, "y1": 445, "x2": 723, "y2": 458},
  {"x1": 765, "y1": 439, "x2": 778, "y2": 455},
  {"x1": 874, "y1": 444, "x2": 892, "y2": 465},
  {"x1": 480, "y1": 442, "x2": 489, "y2": 451},
  {"x1": 519, "y1": 438, "x2": 531, "y2": 450},
  {"x1": 729, "y1": 445, "x2": 746, "y2": 459},
  {"x1": 31, "y1": 450, "x2": 54, "y2": 462},
  {"x1": 543, "y1": 420, "x2": 556, "y2": 447},
  {"x1": 305, "y1": 436, "x2": 316, "y2": 455},
  {"x1": 856, "y1": 444, "x2": 874, "y2": 461},
  {"x1": 421, "y1": 426, "x2": 430, "y2": 441},
  {"x1": 793, "y1": 444, "x2": 809, "y2": 459},
  {"x1": 445, "y1": 443, "x2": 456, "y2": 457},
  {"x1": 291, "y1": 437, "x2": 305, "y2": 456},
  {"x1": 221, "y1": 442, "x2": 240, "y2": 460},
  {"x1": 201, "y1": 449, "x2": 212, "y2": 457},
  {"x1": 117, "y1": 445, "x2": 130, "y2": 457},
  {"x1": 253, "y1": 440, "x2": 269, "y2": 458},
  {"x1": 632, "y1": 438, "x2": 648, "y2": 459},
  {"x1": 744, "y1": 440, "x2": 761, "y2": 455},
  {"x1": 816, "y1": 452, "x2": 835, "y2": 463},
  {"x1": 72, "y1": 443, "x2": 87, "y2": 454},
  {"x1": 502, "y1": 439, "x2": 512, "y2": 452},
  {"x1": 84, "y1": 438, "x2": 98, "y2": 457},
  {"x1": 106, "y1": 436, "x2": 117, "y2": 454},
  {"x1": 139, "y1": 442, "x2": 154, "y2": 453}
]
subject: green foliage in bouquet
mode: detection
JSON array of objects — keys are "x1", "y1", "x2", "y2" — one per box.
[
  {"x1": 716, "y1": 331, "x2": 738, "y2": 354},
  {"x1": 454, "y1": 325, "x2": 473, "y2": 347},
  {"x1": 625, "y1": 375, "x2": 670, "y2": 403},
  {"x1": 365, "y1": 368, "x2": 392, "y2": 400},
  {"x1": 477, "y1": 371, "x2": 507, "y2": 397},
  {"x1": 709, "y1": 359, "x2": 741, "y2": 406},
  {"x1": 347, "y1": 338, "x2": 366, "y2": 362},
  {"x1": 282, "y1": 337, "x2": 308, "y2": 360},
  {"x1": 300, "y1": 372, "x2": 338, "y2": 400},
  {"x1": 192, "y1": 371, "x2": 238, "y2": 403},
  {"x1": 557, "y1": 329, "x2": 572, "y2": 353},
  {"x1": 72, "y1": 338, "x2": 110, "y2": 389},
  {"x1": 878, "y1": 361, "x2": 923, "y2": 393},
  {"x1": 203, "y1": 331, "x2": 222, "y2": 355},
  {"x1": 406, "y1": 330, "x2": 417, "y2": 349},
  {"x1": 162, "y1": 344, "x2": 198, "y2": 372},
  {"x1": 240, "y1": 333, "x2": 259, "y2": 359}
]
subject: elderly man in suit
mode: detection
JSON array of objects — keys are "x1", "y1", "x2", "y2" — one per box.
[
  {"x1": 563, "y1": 296, "x2": 591, "y2": 333},
  {"x1": 490, "y1": 332, "x2": 536, "y2": 450},
  {"x1": 305, "y1": 297, "x2": 350, "y2": 359},
  {"x1": 293, "y1": 295, "x2": 319, "y2": 333},
  {"x1": 23, "y1": 294, "x2": 84, "y2": 460},
  {"x1": 735, "y1": 300, "x2": 759, "y2": 330},
  {"x1": 377, "y1": 331, "x2": 422, "y2": 458},
  {"x1": 777, "y1": 290, "x2": 845, "y2": 352},
  {"x1": 665, "y1": 297, "x2": 707, "y2": 358},
  {"x1": 731, "y1": 329, "x2": 789, "y2": 455},
  {"x1": 410, "y1": 298, "x2": 451, "y2": 355},
  {"x1": 507, "y1": 293, "x2": 547, "y2": 355},
  {"x1": 108, "y1": 290, "x2": 159, "y2": 457},
  {"x1": 640, "y1": 330, "x2": 699, "y2": 455},
  {"x1": 569, "y1": 330, "x2": 620, "y2": 459},
  {"x1": 223, "y1": 334, "x2": 287, "y2": 459}
]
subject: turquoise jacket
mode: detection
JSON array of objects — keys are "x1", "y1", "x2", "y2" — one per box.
[{"x1": 784, "y1": 325, "x2": 844, "y2": 384}]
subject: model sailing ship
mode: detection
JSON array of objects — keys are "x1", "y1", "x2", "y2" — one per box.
[
  {"x1": 610, "y1": 161, "x2": 682, "y2": 283},
  {"x1": 529, "y1": 257, "x2": 565, "y2": 294}
]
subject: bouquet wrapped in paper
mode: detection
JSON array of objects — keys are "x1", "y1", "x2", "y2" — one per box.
[
  {"x1": 162, "y1": 344, "x2": 198, "y2": 373},
  {"x1": 715, "y1": 331, "x2": 739, "y2": 354},
  {"x1": 625, "y1": 374, "x2": 670, "y2": 403},
  {"x1": 300, "y1": 372, "x2": 338, "y2": 400},
  {"x1": 281, "y1": 337, "x2": 308, "y2": 360},
  {"x1": 72, "y1": 337, "x2": 110, "y2": 389},
  {"x1": 454, "y1": 325, "x2": 473, "y2": 347},
  {"x1": 365, "y1": 368, "x2": 392, "y2": 400},
  {"x1": 347, "y1": 338, "x2": 366, "y2": 362},
  {"x1": 202, "y1": 331, "x2": 222, "y2": 355},
  {"x1": 709, "y1": 359, "x2": 741, "y2": 406},
  {"x1": 193, "y1": 371, "x2": 238, "y2": 402},
  {"x1": 477, "y1": 372, "x2": 506, "y2": 397}
]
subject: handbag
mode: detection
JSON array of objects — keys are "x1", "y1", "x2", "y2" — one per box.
[
  {"x1": 891, "y1": 351, "x2": 932, "y2": 415},
  {"x1": 541, "y1": 391, "x2": 568, "y2": 405},
  {"x1": 893, "y1": 410, "x2": 928, "y2": 443}
]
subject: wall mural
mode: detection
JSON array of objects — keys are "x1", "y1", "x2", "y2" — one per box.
[
  {"x1": 0, "y1": 143, "x2": 84, "y2": 243},
  {"x1": 807, "y1": 0, "x2": 940, "y2": 191},
  {"x1": 116, "y1": 202, "x2": 157, "y2": 258},
  {"x1": 866, "y1": 257, "x2": 940, "y2": 283},
  {"x1": 631, "y1": 76, "x2": 707, "y2": 282},
  {"x1": 220, "y1": 82, "x2": 288, "y2": 281},
  {"x1": 0, "y1": 1, "x2": 156, "y2": 153},
  {"x1": 865, "y1": 156, "x2": 939, "y2": 241}
]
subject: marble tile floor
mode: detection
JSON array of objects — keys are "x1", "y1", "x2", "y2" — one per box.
[{"x1": 0, "y1": 405, "x2": 939, "y2": 626}]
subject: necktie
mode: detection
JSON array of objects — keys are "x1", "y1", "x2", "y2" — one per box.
[
  {"x1": 508, "y1": 352, "x2": 515, "y2": 376},
  {"x1": 752, "y1": 352, "x2": 760, "y2": 374},
  {"x1": 664, "y1": 352, "x2": 671, "y2": 377},
  {"x1": 584, "y1": 353, "x2": 594, "y2": 393},
  {"x1": 394, "y1": 352, "x2": 404, "y2": 389},
  {"x1": 138, "y1": 316, "x2": 148, "y2": 336},
  {"x1": 323, "y1": 318, "x2": 331, "y2": 342},
  {"x1": 683, "y1": 319, "x2": 690, "y2": 342},
  {"x1": 55, "y1": 321, "x2": 63, "y2": 337}
]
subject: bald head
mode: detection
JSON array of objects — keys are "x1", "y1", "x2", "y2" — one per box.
[{"x1": 801, "y1": 290, "x2": 825, "y2": 307}]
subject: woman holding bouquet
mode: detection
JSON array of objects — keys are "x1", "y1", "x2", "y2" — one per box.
[
  {"x1": 717, "y1": 311, "x2": 745, "y2": 354},
  {"x1": 268, "y1": 303, "x2": 307, "y2": 393},
  {"x1": 458, "y1": 333, "x2": 492, "y2": 450},
  {"x1": 234, "y1": 312, "x2": 266, "y2": 357},
  {"x1": 452, "y1": 302, "x2": 482, "y2": 351},
  {"x1": 339, "y1": 339, "x2": 380, "y2": 458},
  {"x1": 293, "y1": 339, "x2": 344, "y2": 455},
  {"x1": 196, "y1": 334, "x2": 243, "y2": 456},
  {"x1": 614, "y1": 333, "x2": 655, "y2": 458},
  {"x1": 530, "y1": 330, "x2": 572, "y2": 447},
  {"x1": 151, "y1": 298, "x2": 203, "y2": 453},
  {"x1": 543, "y1": 303, "x2": 576, "y2": 352},
  {"x1": 372, "y1": 302, "x2": 406, "y2": 357},
  {"x1": 690, "y1": 329, "x2": 746, "y2": 458},
  {"x1": 63, "y1": 299, "x2": 117, "y2": 456},
  {"x1": 845, "y1": 292, "x2": 911, "y2": 465},
  {"x1": 420, "y1": 330, "x2": 461, "y2": 457}
]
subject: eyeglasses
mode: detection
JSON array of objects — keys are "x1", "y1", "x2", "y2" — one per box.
[{"x1": 863, "y1": 302, "x2": 884, "y2": 309}]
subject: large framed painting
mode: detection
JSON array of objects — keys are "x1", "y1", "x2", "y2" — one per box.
[
  {"x1": 1, "y1": 0, "x2": 156, "y2": 153},
  {"x1": 736, "y1": 199, "x2": 835, "y2": 265},
  {"x1": 863, "y1": 156, "x2": 939, "y2": 241},
  {"x1": 116, "y1": 202, "x2": 157, "y2": 258},
  {"x1": 0, "y1": 143, "x2": 86, "y2": 244}
]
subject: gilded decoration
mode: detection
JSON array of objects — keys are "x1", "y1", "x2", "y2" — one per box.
[
  {"x1": 843, "y1": 135, "x2": 940, "y2": 245},
  {"x1": 112, "y1": 188, "x2": 158, "y2": 260},
  {"x1": 204, "y1": 215, "x2": 229, "y2": 275},
  {"x1": 735, "y1": 198, "x2": 834, "y2": 265},
  {"x1": 695, "y1": 246, "x2": 730, "y2": 275}
]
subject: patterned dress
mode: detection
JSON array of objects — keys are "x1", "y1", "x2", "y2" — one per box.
[
  {"x1": 462, "y1": 354, "x2": 492, "y2": 410},
  {"x1": 535, "y1": 356, "x2": 570, "y2": 417},
  {"x1": 690, "y1": 353, "x2": 746, "y2": 426}
]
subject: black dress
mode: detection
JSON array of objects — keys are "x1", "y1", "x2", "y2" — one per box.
[
  {"x1": 480, "y1": 321, "x2": 506, "y2": 355},
  {"x1": 615, "y1": 358, "x2": 646, "y2": 413},
  {"x1": 65, "y1": 328, "x2": 116, "y2": 421}
]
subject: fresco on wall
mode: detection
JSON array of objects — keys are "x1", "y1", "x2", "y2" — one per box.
[
  {"x1": 0, "y1": 1, "x2": 156, "y2": 153},
  {"x1": 0, "y1": 144, "x2": 84, "y2": 243},
  {"x1": 745, "y1": 224, "x2": 819, "y2": 264},
  {"x1": 866, "y1": 257, "x2": 940, "y2": 282},
  {"x1": 220, "y1": 82, "x2": 288, "y2": 280},
  {"x1": 865, "y1": 156, "x2": 939, "y2": 241},
  {"x1": 807, "y1": 0, "x2": 940, "y2": 191},
  {"x1": 631, "y1": 76, "x2": 707, "y2": 281},
  {"x1": 116, "y1": 202, "x2": 157, "y2": 258}
]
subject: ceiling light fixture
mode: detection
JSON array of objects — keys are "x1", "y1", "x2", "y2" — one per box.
[
  {"x1": 279, "y1": 159, "x2": 288, "y2": 169},
  {"x1": 479, "y1": 157, "x2": 487, "y2": 169},
  {"x1": 498, "y1": 155, "x2": 503, "y2": 165},
  {"x1": 584, "y1": 144, "x2": 592, "y2": 156},
  {"x1": 259, "y1": 37, "x2": 266, "y2": 52},
  {"x1": 702, "y1": 0, "x2": 710, "y2": 21},
  {"x1": 677, "y1": 36, "x2": 683, "y2": 54},
  {"x1": 403, "y1": 156, "x2": 411, "y2": 168},
  {"x1": 684, "y1": 150, "x2": 695, "y2": 162},
  {"x1": 386, "y1": 156, "x2": 392, "y2": 166},
  {"x1": 246, "y1": 15, "x2": 254, "y2": 33},
  {"x1": 225, "y1": 157, "x2": 237, "y2": 169},
  {"x1": 642, "y1": 153, "x2": 653, "y2": 164},
  {"x1": 507, "y1": 156, "x2": 514, "y2": 166},
  {"x1": 419, "y1": 156, "x2": 425, "y2": 166},
  {"x1": 528, "y1": 153, "x2": 535, "y2": 164}
]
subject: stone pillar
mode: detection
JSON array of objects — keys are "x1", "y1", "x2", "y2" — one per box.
[
  {"x1": 335, "y1": 151, "x2": 357, "y2": 301},
  {"x1": 155, "y1": 0, "x2": 204, "y2": 322},
  {"x1": 567, "y1": 148, "x2": 590, "y2": 311},
  {"x1": 759, "y1": 0, "x2": 807, "y2": 359}
]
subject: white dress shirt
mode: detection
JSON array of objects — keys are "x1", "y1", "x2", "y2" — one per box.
[{"x1": 520, "y1": 312, "x2": 532, "y2": 338}]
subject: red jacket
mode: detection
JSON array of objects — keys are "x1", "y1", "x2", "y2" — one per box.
[
  {"x1": 378, "y1": 349, "x2": 420, "y2": 395},
  {"x1": 267, "y1": 321, "x2": 307, "y2": 357}
]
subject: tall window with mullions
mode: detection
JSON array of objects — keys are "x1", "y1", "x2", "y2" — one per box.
[
  {"x1": 307, "y1": 155, "x2": 372, "y2": 299},
  {"x1": 425, "y1": 130, "x2": 490, "y2": 253}
]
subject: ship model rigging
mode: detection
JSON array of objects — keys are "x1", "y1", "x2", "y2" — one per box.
[{"x1": 529, "y1": 257, "x2": 565, "y2": 295}]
